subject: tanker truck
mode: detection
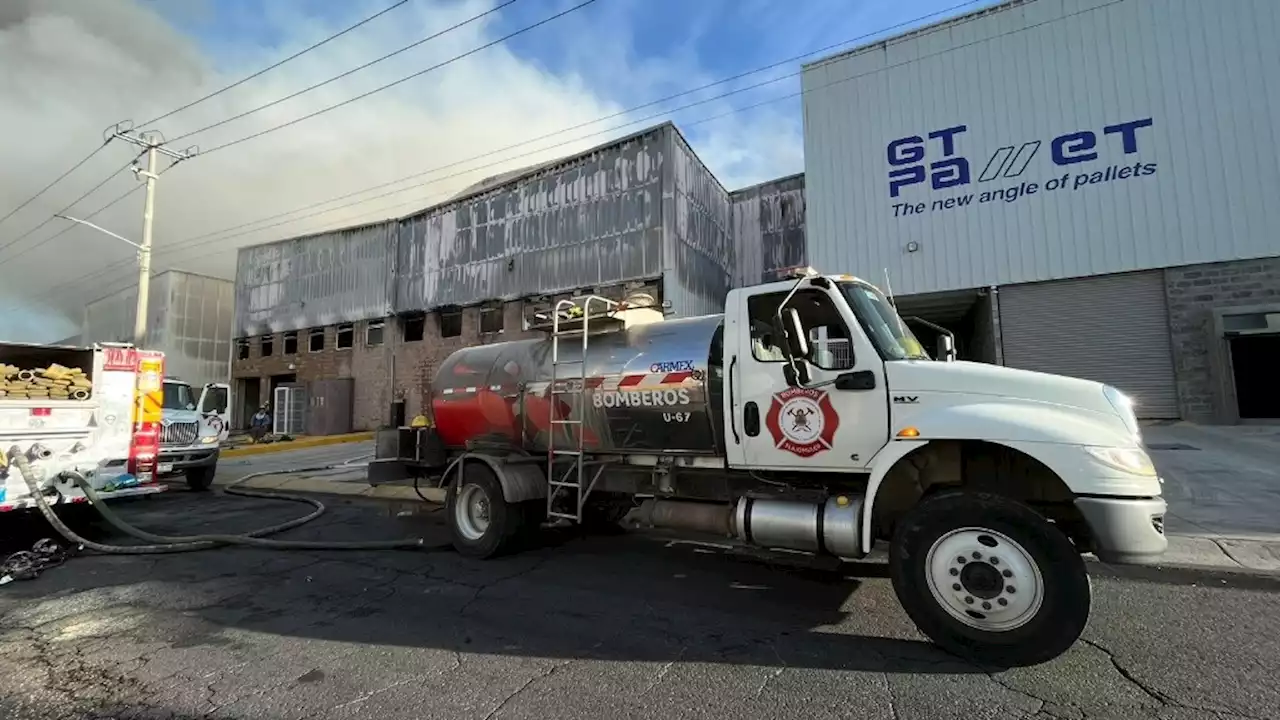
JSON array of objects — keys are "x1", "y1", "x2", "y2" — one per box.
[{"x1": 374, "y1": 268, "x2": 1167, "y2": 666}]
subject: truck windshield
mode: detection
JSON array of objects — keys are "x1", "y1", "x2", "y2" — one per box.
[
  {"x1": 839, "y1": 282, "x2": 930, "y2": 361},
  {"x1": 162, "y1": 382, "x2": 195, "y2": 410}
]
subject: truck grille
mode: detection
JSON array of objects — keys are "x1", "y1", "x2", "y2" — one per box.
[{"x1": 161, "y1": 421, "x2": 199, "y2": 446}]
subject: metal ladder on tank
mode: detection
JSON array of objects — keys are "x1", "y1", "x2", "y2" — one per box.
[{"x1": 546, "y1": 295, "x2": 617, "y2": 523}]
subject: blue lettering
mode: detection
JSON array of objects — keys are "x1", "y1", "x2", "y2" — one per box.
[
  {"x1": 889, "y1": 166, "x2": 926, "y2": 198},
  {"x1": 1052, "y1": 131, "x2": 1097, "y2": 165},
  {"x1": 887, "y1": 136, "x2": 925, "y2": 166},
  {"x1": 1103, "y1": 118, "x2": 1153, "y2": 154},
  {"x1": 927, "y1": 125, "x2": 968, "y2": 156},
  {"x1": 930, "y1": 157, "x2": 970, "y2": 190}
]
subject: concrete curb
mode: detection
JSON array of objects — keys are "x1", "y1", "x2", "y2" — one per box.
[{"x1": 221, "y1": 432, "x2": 375, "y2": 458}]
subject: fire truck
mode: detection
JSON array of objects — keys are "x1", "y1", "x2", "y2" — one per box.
[
  {"x1": 371, "y1": 269, "x2": 1167, "y2": 666},
  {"x1": 0, "y1": 342, "x2": 171, "y2": 515}
]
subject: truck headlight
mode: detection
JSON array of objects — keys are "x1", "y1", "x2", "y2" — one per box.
[
  {"x1": 1085, "y1": 446, "x2": 1157, "y2": 476},
  {"x1": 199, "y1": 435, "x2": 219, "y2": 444},
  {"x1": 1102, "y1": 385, "x2": 1140, "y2": 439}
]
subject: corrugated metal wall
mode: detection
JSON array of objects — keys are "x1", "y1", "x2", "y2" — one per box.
[
  {"x1": 83, "y1": 271, "x2": 234, "y2": 388},
  {"x1": 730, "y1": 173, "x2": 807, "y2": 286},
  {"x1": 158, "y1": 272, "x2": 235, "y2": 389},
  {"x1": 661, "y1": 129, "x2": 734, "y2": 318},
  {"x1": 802, "y1": 0, "x2": 1280, "y2": 295},
  {"x1": 234, "y1": 221, "x2": 395, "y2": 337},
  {"x1": 394, "y1": 126, "x2": 668, "y2": 313}
]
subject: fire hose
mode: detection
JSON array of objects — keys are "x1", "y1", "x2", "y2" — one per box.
[{"x1": 5, "y1": 448, "x2": 428, "y2": 558}]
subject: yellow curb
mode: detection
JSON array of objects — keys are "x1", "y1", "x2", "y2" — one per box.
[{"x1": 221, "y1": 432, "x2": 375, "y2": 458}]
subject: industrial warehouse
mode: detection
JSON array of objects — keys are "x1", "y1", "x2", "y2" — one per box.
[{"x1": 231, "y1": 0, "x2": 1279, "y2": 431}]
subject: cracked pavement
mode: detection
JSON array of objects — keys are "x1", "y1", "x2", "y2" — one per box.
[{"x1": 2, "y1": 481, "x2": 1279, "y2": 720}]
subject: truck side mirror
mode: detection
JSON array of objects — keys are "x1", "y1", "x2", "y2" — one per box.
[
  {"x1": 782, "y1": 360, "x2": 812, "y2": 387},
  {"x1": 780, "y1": 308, "x2": 810, "y2": 359},
  {"x1": 937, "y1": 334, "x2": 956, "y2": 362}
]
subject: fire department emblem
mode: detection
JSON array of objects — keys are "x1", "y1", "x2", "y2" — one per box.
[{"x1": 765, "y1": 387, "x2": 839, "y2": 458}]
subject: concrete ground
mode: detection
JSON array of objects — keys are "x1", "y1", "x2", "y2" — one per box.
[
  {"x1": 1144, "y1": 423, "x2": 1280, "y2": 572},
  {"x1": 2, "y1": 490, "x2": 1279, "y2": 720}
]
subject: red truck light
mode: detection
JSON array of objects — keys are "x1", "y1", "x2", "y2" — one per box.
[{"x1": 30, "y1": 408, "x2": 51, "y2": 417}]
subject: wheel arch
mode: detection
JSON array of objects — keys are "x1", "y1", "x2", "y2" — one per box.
[
  {"x1": 456, "y1": 452, "x2": 547, "y2": 503},
  {"x1": 861, "y1": 439, "x2": 1087, "y2": 554}
]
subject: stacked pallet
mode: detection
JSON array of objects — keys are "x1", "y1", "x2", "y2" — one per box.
[{"x1": 0, "y1": 363, "x2": 92, "y2": 401}]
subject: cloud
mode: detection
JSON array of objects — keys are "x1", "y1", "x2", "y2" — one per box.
[{"x1": 0, "y1": 0, "x2": 688, "y2": 342}]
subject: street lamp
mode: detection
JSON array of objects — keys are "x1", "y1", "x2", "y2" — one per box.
[{"x1": 54, "y1": 214, "x2": 151, "y2": 346}]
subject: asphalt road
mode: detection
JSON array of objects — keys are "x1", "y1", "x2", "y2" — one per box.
[{"x1": 2, "y1": 483, "x2": 1278, "y2": 720}]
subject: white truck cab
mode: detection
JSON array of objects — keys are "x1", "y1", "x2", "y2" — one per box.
[
  {"x1": 726, "y1": 271, "x2": 1166, "y2": 566},
  {"x1": 156, "y1": 378, "x2": 230, "y2": 491}
]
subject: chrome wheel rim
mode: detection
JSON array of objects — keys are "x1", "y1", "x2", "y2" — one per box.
[
  {"x1": 455, "y1": 483, "x2": 491, "y2": 541},
  {"x1": 924, "y1": 527, "x2": 1044, "y2": 632}
]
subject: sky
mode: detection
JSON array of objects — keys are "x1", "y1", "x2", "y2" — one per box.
[{"x1": 0, "y1": 0, "x2": 994, "y2": 343}]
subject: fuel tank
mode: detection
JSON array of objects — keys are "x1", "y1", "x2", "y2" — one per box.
[{"x1": 431, "y1": 315, "x2": 725, "y2": 455}]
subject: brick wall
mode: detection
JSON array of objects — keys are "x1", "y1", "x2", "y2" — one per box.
[
  {"x1": 1164, "y1": 257, "x2": 1280, "y2": 421},
  {"x1": 233, "y1": 301, "x2": 537, "y2": 432}
]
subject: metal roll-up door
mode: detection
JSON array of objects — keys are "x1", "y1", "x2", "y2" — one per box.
[{"x1": 998, "y1": 271, "x2": 1179, "y2": 419}]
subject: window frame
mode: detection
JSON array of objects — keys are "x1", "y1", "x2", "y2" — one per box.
[
  {"x1": 366, "y1": 320, "x2": 385, "y2": 347},
  {"x1": 745, "y1": 288, "x2": 856, "y2": 371},
  {"x1": 440, "y1": 308, "x2": 463, "y2": 338},
  {"x1": 336, "y1": 323, "x2": 354, "y2": 350}
]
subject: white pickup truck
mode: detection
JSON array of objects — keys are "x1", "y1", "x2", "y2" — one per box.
[
  {"x1": 156, "y1": 378, "x2": 230, "y2": 491},
  {"x1": 0, "y1": 341, "x2": 168, "y2": 514}
]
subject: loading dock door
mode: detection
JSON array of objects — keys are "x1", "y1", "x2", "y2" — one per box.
[{"x1": 998, "y1": 271, "x2": 1180, "y2": 419}]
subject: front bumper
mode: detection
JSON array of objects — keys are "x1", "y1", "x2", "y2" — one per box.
[
  {"x1": 158, "y1": 446, "x2": 220, "y2": 475},
  {"x1": 1074, "y1": 493, "x2": 1168, "y2": 565}
]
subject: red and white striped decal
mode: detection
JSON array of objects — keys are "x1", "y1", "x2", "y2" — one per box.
[{"x1": 440, "y1": 370, "x2": 698, "y2": 398}]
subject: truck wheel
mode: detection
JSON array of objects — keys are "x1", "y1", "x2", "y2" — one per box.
[
  {"x1": 888, "y1": 491, "x2": 1091, "y2": 667},
  {"x1": 447, "y1": 463, "x2": 524, "y2": 558},
  {"x1": 186, "y1": 466, "x2": 216, "y2": 492}
]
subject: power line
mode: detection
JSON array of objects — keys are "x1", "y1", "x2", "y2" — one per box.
[
  {"x1": 5, "y1": 0, "x2": 1001, "y2": 310},
  {"x1": 0, "y1": 1, "x2": 414, "y2": 234},
  {"x1": 0, "y1": 151, "x2": 144, "y2": 258},
  {"x1": 138, "y1": 0, "x2": 413, "y2": 128},
  {"x1": 141, "y1": 0, "x2": 987, "y2": 252},
  {"x1": 8, "y1": 88, "x2": 805, "y2": 313},
  {"x1": 171, "y1": 0, "x2": 522, "y2": 144},
  {"x1": 1, "y1": 156, "x2": 185, "y2": 267},
  {"x1": 197, "y1": 0, "x2": 602, "y2": 155},
  {"x1": 0, "y1": 141, "x2": 111, "y2": 229}
]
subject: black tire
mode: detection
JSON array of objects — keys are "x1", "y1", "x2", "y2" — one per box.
[
  {"x1": 446, "y1": 462, "x2": 525, "y2": 558},
  {"x1": 186, "y1": 465, "x2": 216, "y2": 492},
  {"x1": 889, "y1": 491, "x2": 1091, "y2": 668}
]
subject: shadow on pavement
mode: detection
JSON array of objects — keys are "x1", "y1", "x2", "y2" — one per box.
[{"x1": 0, "y1": 491, "x2": 981, "y2": 680}]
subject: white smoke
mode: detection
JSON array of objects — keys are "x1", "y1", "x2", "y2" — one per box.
[{"x1": 0, "y1": 0, "x2": 804, "y2": 342}]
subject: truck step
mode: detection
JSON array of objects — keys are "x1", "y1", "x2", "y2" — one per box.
[
  {"x1": 549, "y1": 480, "x2": 581, "y2": 488},
  {"x1": 551, "y1": 419, "x2": 582, "y2": 425},
  {"x1": 550, "y1": 449, "x2": 582, "y2": 456},
  {"x1": 547, "y1": 511, "x2": 581, "y2": 521}
]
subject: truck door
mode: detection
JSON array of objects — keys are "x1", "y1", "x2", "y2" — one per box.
[
  {"x1": 724, "y1": 283, "x2": 889, "y2": 471},
  {"x1": 198, "y1": 383, "x2": 231, "y2": 442}
]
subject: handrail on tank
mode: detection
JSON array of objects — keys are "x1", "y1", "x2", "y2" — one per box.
[{"x1": 530, "y1": 294, "x2": 622, "y2": 335}]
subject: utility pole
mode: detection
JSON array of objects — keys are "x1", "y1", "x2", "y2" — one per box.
[{"x1": 108, "y1": 125, "x2": 195, "y2": 346}]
